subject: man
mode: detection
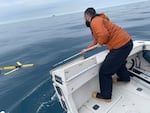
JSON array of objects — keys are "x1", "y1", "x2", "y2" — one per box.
[{"x1": 81, "y1": 8, "x2": 133, "y2": 102}]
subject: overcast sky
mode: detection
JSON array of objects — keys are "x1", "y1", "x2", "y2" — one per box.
[{"x1": 0, "y1": 0, "x2": 148, "y2": 24}]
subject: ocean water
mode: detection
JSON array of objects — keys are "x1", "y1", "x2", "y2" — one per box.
[{"x1": 0, "y1": 1, "x2": 150, "y2": 113}]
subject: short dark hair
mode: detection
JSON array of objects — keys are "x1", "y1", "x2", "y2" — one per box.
[{"x1": 84, "y1": 7, "x2": 96, "y2": 17}]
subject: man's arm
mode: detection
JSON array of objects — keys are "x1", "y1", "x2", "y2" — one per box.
[
  {"x1": 91, "y1": 18, "x2": 109, "y2": 45},
  {"x1": 88, "y1": 40, "x2": 97, "y2": 48}
]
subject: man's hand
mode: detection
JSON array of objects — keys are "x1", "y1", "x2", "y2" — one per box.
[
  {"x1": 80, "y1": 49, "x2": 88, "y2": 54},
  {"x1": 80, "y1": 44, "x2": 101, "y2": 54},
  {"x1": 96, "y1": 43, "x2": 101, "y2": 47}
]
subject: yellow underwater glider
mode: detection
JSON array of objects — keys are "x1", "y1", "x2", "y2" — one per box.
[{"x1": 0, "y1": 62, "x2": 34, "y2": 75}]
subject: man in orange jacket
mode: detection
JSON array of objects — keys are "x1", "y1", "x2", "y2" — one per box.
[{"x1": 81, "y1": 8, "x2": 133, "y2": 102}]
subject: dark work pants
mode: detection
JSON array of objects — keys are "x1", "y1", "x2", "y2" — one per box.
[{"x1": 99, "y1": 40, "x2": 133, "y2": 98}]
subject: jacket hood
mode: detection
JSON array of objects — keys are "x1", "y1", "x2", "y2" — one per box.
[
  {"x1": 99, "y1": 13, "x2": 110, "y2": 21},
  {"x1": 91, "y1": 13, "x2": 110, "y2": 21}
]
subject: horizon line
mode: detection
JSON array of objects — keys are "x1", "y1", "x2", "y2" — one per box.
[{"x1": 0, "y1": 0, "x2": 148, "y2": 25}]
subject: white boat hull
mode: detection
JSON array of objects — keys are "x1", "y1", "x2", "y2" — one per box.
[{"x1": 50, "y1": 40, "x2": 150, "y2": 113}]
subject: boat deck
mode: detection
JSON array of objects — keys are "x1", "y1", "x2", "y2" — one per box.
[{"x1": 79, "y1": 77, "x2": 150, "y2": 113}]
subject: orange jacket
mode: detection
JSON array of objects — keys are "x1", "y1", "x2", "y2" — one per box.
[{"x1": 88, "y1": 13, "x2": 131, "y2": 50}]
